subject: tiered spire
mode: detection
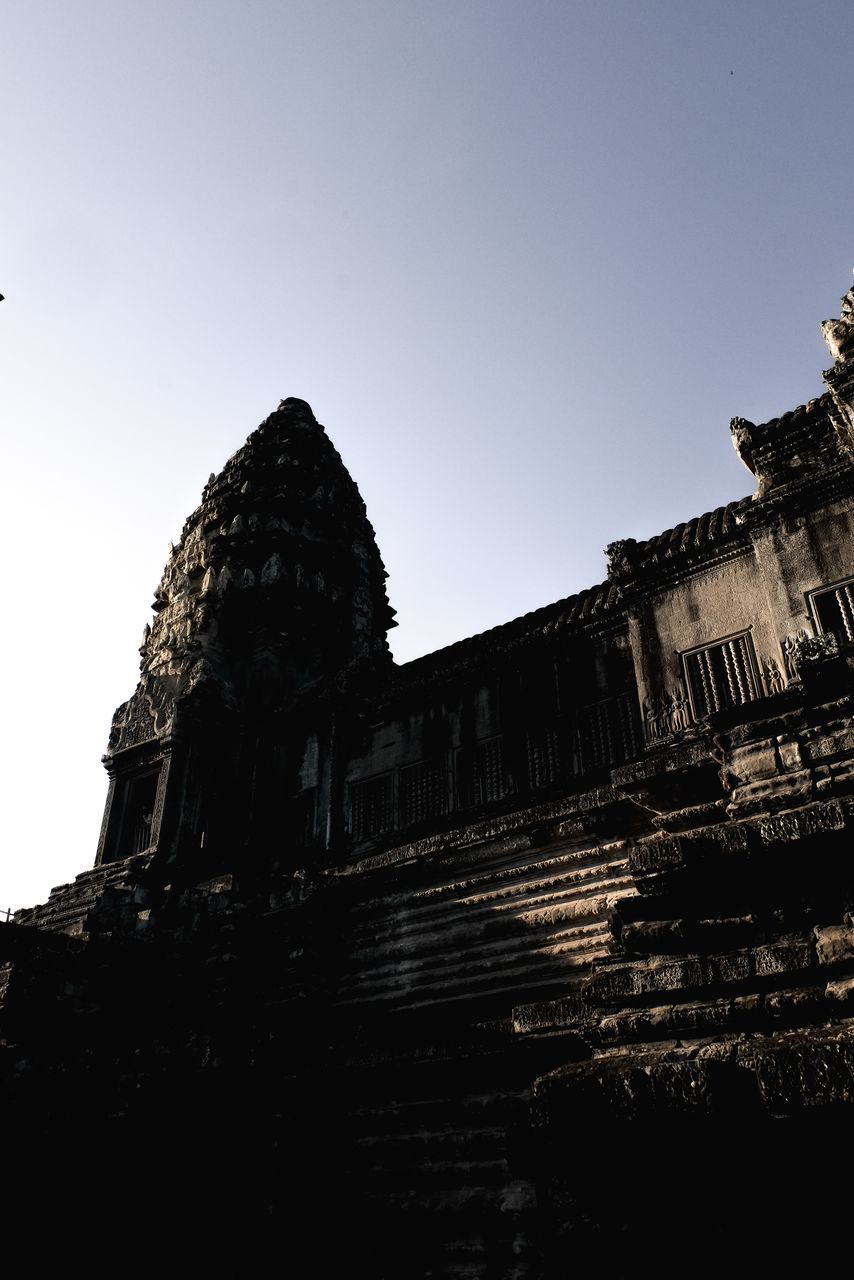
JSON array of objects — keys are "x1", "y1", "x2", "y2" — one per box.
[{"x1": 111, "y1": 398, "x2": 395, "y2": 747}]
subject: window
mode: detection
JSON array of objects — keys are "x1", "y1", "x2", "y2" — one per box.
[
  {"x1": 350, "y1": 773, "x2": 394, "y2": 843},
  {"x1": 400, "y1": 759, "x2": 447, "y2": 827},
  {"x1": 527, "y1": 724, "x2": 564, "y2": 789},
  {"x1": 809, "y1": 578, "x2": 854, "y2": 645},
  {"x1": 456, "y1": 736, "x2": 511, "y2": 808},
  {"x1": 117, "y1": 767, "x2": 160, "y2": 859},
  {"x1": 682, "y1": 631, "x2": 760, "y2": 720},
  {"x1": 577, "y1": 693, "x2": 642, "y2": 770}
]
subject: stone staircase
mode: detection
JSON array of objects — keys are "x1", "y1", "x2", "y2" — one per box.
[
  {"x1": 343, "y1": 1074, "x2": 540, "y2": 1279},
  {"x1": 14, "y1": 854, "x2": 154, "y2": 935},
  {"x1": 337, "y1": 837, "x2": 634, "y2": 1014}
]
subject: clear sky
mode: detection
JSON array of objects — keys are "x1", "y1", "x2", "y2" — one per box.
[{"x1": 3, "y1": 0, "x2": 853, "y2": 910}]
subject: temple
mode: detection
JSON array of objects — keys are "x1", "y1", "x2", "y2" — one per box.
[{"x1": 5, "y1": 285, "x2": 854, "y2": 1271}]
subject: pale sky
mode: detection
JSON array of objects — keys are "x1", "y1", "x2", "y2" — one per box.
[{"x1": 3, "y1": 0, "x2": 853, "y2": 910}]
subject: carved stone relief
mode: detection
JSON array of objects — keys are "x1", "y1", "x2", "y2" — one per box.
[
  {"x1": 782, "y1": 629, "x2": 810, "y2": 682},
  {"x1": 781, "y1": 627, "x2": 840, "y2": 681},
  {"x1": 605, "y1": 539, "x2": 637, "y2": 582},
  {"x1": 643, "y1": 682, "x2": 690, "y2": 743},
  {"x1": 149, "y1": 756, "x2": 171, "y2": 849},
  {"x1": 763, "y1": 655, "x2": 786, "y2": 696},
  {"x1": 111, "y1": 690, "x2": 157, "y2": 751},
  {"x1": 793, "y1": 630, "x2": 839, "y2": 669}
]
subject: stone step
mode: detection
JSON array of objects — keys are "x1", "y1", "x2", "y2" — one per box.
[
  {"x1": 354, "y1": 1124, "x2": 507, "y2": 1157},
  {"x1": 360, "y1": 1156, "x2": 511, "y2": 1194},
  {"x1": 347, "y1": 1089, "x2": 530, "y2": 1137},
  {"x1": 359, "y1": 1178, "x2": 537, "y2": 1216},
  {"x1": 597, "y1": 982, "x2": 833, "y2": 1045},
  {"x1": 349, "y1": 864, "x2": 632, "y2": 947},
  {"x1": 584, "y1": 939, "x2": 817, "y2": 1006},
  {"x1": 347, "y1": 843, "x2": 630, "y2": 919},
  {"x1": 347, "y1": 880, "x2": 631, "y2": 964},
  {"x1": 341, "y1": 919, "x2": 611, "y2": 989},
  {"x1": 336, "y1": 930, "x2": 611, "y2": 1008},
  {"x1": 336, "y1": 961, "x2": 604, "y2": 1015}
]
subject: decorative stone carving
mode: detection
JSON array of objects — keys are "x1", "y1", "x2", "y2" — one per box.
[
  {"x1": 605, "y1": 539, "x2": 638, "y2": 582},
  {"x1": 669, "y1": 682, "x2": 690, "y2": 732},
  {"x1": 730, "y1": 416, "x2": 756, "y2": 476},
  {"x1": 149, "y1": 755, "x2": 170, "y2": 846},
  {"x1": 644, "y1": 684, "x2": 690, "y2": 743},
  {"x1": 111, "y1": 690, "x2": 157, "y2": 749},
  {"x1": 793, "y1": 631, "x2": 839, "y2": 670},
  {"x1": 764, "y1": 655, "x2": 786, "y2": 695},
  {"x1": 782, "y1": 629, "x2": 810, "y2": 681},
  {"x1": 821, "y1": 284, "x2": 854, "y2": 362}
]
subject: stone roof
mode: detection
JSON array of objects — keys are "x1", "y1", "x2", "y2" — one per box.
[
  {"x1": 731, "y1": 393, "x2": 851, "y2": 501},
  {"x1": 392, "y1": 389, "x2": 853, "y2": 694},
  {"x1": 616, "y1": 496, "x2": 753, "y2": 577},
  {"x1": 393, "y1": 494, "x2": 754, "y2": 690},
  {"x1": 394, "y1": 579, "x2": 622, "y2": 687}
]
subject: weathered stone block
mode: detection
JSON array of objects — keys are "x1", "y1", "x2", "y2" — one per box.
[
  {"x1": 582, "y1": 964, "x2": 637, "y2": 1002},
  {"x1": 758, "y1": 800, "x2": 845, "y2": 845},
  {"x1": 804, "y1": 728, "x2": 854, "y2": 761},
  {"x1": 584, "y1": 957, "x2": 705, "y2": 1003},
  {"x1": 765, "y1": 987, "x2": 824, "y2": 1020},
  {"x1": 777, "y1": 737, "x2": 804, "y2": 771},
  {"x1": 620, "y1": 919, "x2": 685, "y2": 954},
  {"x1": 511, "y1": 996, "x2": 588, "y2": 1035},
  {"x1": 753, "y1": 942, "x2": 813, "y2": 977},
  {"x1": 692, "y1": 915, "x2": 757, "y2": 951},
  {"x1": 745, "y1": 1037, "x2": 854, "y2": 1112},
  {"x1": 729, "y1": 773, "x2": 813, "y2": 818},
  {"x1": 628, "y1": 838, "x2": 683, "y2": 877},
  {"x1": 732, "y1": 993, "x2": 763, "y2": 1020},
  {"x1": 813, "y1": 925, "x2": 854, "y2": 965},
  {"x1": 727, "y1": 743, "x2": 780, "y2": 783},
  {"x1": 706, "y1": 823, "x2": 751, "y2": 855},
  {"x1": 706, "y1": 951, "x2": 751, "y2": 984},
  {"x1": 825, "y1": 977, "x2": 854, "y2": 1002}
]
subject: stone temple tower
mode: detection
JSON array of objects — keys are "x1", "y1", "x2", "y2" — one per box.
[
  {"x1": 9, "y1": 282, "x2": 854, "y2": 1269},
  {"x1": 95, "y1": 396, "x2": 396, "y2": 877}
]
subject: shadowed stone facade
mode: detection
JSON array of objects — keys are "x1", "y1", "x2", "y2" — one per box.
[{"x1": 5, "y1": 291, "x2": 854, "y2": 1272}]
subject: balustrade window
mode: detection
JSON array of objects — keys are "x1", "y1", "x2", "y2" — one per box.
[
  {"x1": 350, "y1": 772, "x2": 394, "y2": 843},
  {"x1": 577, "y1": 693, "x2": 641, "y2": 771},
  {"x1": 456, "y1": 735, "x2": 511, "y2": 808},
  {"x1": 527, "y1": 724, "x2": 564, "y2": 789},
  {"x1": 400, "y1": 759, "x2": 447, "y2": 827},
  {"x1": 810, "y1": 578, "x2": 854, "y2": 644},
  {"x1": 683, "y1": 631, "x2": 760, "y2": 720}
]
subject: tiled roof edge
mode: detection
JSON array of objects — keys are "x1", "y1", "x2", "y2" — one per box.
[{"x1": 394, "y1": 492, "x2": 756, "y2": 680}]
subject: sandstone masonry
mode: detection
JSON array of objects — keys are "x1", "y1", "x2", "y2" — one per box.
[{"x1": 5, "y1": 287, "x2": 854, "y2": 1274}]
